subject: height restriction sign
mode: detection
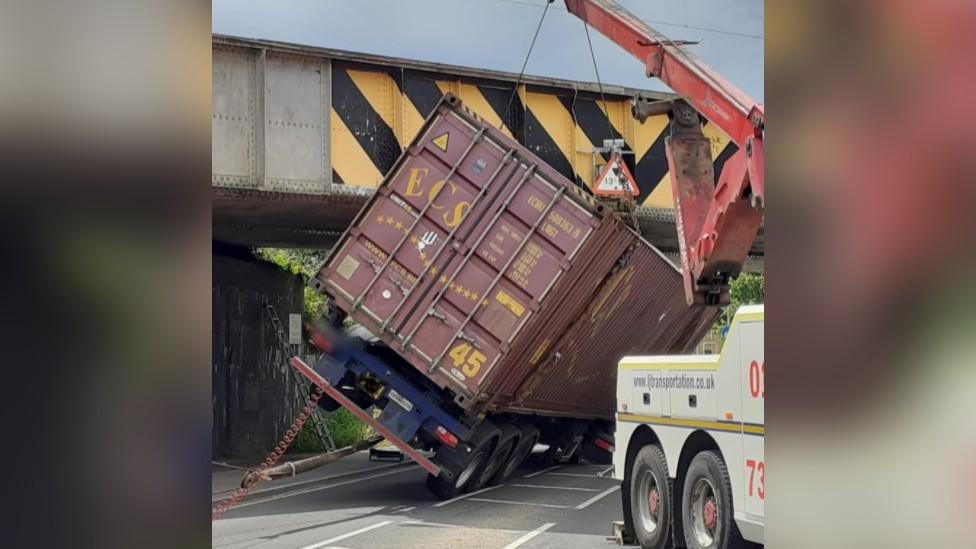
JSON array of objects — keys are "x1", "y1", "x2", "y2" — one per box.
[{"x1": 593, "y1": 152, "x2": 639, "y2": 197}]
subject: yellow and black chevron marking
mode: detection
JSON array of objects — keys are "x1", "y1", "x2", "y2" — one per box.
[{"x1": 330, "y1": 63, "x2": 737, "y2": 209}]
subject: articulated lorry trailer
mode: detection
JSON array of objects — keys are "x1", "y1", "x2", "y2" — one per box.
[{"x1": 291, "y1": 93, "x2": 718, "y2": 499}]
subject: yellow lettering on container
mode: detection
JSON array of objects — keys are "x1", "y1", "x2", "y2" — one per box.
[
  {"x1": 495, "y1": 289, "x2": 526, "y2": 317},
  {"x1": 528, "y1": 339, "x2": 551, "y2": 365},
  {"x1": 528, "y1": 194, "x2": 545, "y2": 211},
  {"x1": 448, "y1": 342, "x2": 486, "y2": 378},
  {"x1": 443, "y1": 201, "x2": 469, "y2": 228},
  {"x1": 404, "y1": 168, "x2": 428, "y2": 197}
]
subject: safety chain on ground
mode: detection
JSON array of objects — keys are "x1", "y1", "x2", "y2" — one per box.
[{"x1": 211, "y1": 386, "x2": 324, "y2": 521}]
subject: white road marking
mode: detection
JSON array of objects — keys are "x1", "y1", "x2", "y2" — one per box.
[
  {"x1": 522, "y1": 465, "x2": 564, "y2": 479},
  {"x1": 401, "y1": 519, "x2": 522, "y2": 533},
  {"x1": 502, "y1": 522, "x2": 557, "y2": 549},
  {"x1": 401, "y1": 519, "x2": 458, "y2": 528},
  {"x1": 230, "y1": 467, "x2": 417, "y2": 510},
  {"x1": 432, "y1": 485, "x2": 501, "y2": 508},
  {"x1": 508, "y1": 484, "x2": 600, "y2": 492},
  {"x1": 469, "y1": 498, "x2": 570, "y2": 509},
  {"x1": 299, "y1": 520, "x2": 394, "y2": 549},
  {"x1": 393, "y1": 506, "x2": 416, "y2": 513},
  {"x1": 548, "y1": 472, "x2": 600, "y2": 478},
  {"x1": 574, "y1": 485, "x2": 621, "y2": 510}
]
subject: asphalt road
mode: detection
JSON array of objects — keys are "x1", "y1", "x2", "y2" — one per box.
[{"x1": 213, "y1": 458, "x2": 624, "y2": 549}]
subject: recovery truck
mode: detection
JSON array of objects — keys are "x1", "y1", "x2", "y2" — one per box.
[
  {"x1": 559, "y1": 2, "x2": 765, "y2": 547},
  {"x1": 290, "y1": 0, "x2": 764, "y2": 508},
  {"x1": 614, "y1": 305, "x2": 764, "y2": 549}
]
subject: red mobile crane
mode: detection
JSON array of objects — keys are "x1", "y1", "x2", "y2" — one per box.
[{"x1": 564, "y1": 0, "x2": 765, "y2": 305}]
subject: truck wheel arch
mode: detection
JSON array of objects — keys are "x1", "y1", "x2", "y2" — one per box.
[{"x1": 673, "y1": 430, "x2": 723, "y2": 547}]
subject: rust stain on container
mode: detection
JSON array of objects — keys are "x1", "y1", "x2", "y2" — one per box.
[{"x1": 314, "y1": 94, "x2": 717, "y2": 419}]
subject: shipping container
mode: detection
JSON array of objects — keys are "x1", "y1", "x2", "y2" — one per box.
[{"x1": 301, "y1": 94, "x2": 717, "y2": 498}]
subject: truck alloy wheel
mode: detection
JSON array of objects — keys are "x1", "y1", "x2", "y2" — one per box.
[
  {"x1": 455, "y1": 448, "x2": 488, "y2": 488},
  {"x1": 682, "y1": 450, "x2": 748, "y2": 549},
  {"x1": 629, "y1": 444, "x2": 671, "y2": 549},
  {"x1": 689, "y1": 477, "x2": 718, "y2": 546}
]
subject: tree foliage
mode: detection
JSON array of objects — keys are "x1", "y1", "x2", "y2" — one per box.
[
  {"x1": 718, "y1": 273, "x2": 764, "y2": 327},
  {"x1": 254, "y1": 248, "x2": 329, "y2": 324}
]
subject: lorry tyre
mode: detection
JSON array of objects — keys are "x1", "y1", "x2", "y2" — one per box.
[
  {"x1": 682, "y1": 451, "x2": 748, "y2": 549},
  {"x1": 490, "y1": 422, "x2": 539, "y2": 484},
  {"x1": 629, "y1": 444, "x2": 672, "y2": 549},
  {"x1": 471, "y1": 422, "x2": 520, "y2": 491},
  {"x1": 425, "y1": 422, "x2": 499, "y2": 500}
]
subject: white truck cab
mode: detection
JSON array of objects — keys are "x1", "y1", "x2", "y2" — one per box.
[{"x1": 614, "y1": 305, "x2": 764, "y2": 549}]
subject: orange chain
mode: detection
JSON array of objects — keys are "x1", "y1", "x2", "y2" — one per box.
[{"x1": 211, "y1": 386, "x2": 324, "y2": 521}]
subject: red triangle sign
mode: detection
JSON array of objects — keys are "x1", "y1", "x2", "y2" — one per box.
[{"x1": 593, "y1": 152, "x2": 639, "y2": 197}]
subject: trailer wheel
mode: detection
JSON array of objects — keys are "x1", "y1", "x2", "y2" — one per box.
[
  {"x1": 629, "y1": 444, "x2": 671, "y2": 549},
  {"x1": 470, "y1": 422, "x2": 520, "y2": 491},
  {"x1": 682, "y1": 451, "x2": 748, "y2": 549},
  {"x1": 425, "y1": 423, "x2": 499, "y2": 500},
  {"x1": 490, "y1": 422, "x2": 539, "y2": 485}
]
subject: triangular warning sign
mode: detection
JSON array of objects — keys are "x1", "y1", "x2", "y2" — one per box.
[
  {"x1": 593, "y1": 152, "x2": 639, "y2": 197},
  {"x1": 432, "y1": 132, "x2": 449, "y2": 152}
]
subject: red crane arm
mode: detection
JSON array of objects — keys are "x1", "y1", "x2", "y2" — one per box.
[
  {"x1": 563, "y1": 0, "x2": 764, "y2": 147},
  {"x1": 564, "y1": 0, "x2": 765, "y2": 305}
]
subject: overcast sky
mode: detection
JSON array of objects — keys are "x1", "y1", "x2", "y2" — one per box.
[{"x1": 213, "y1": 0, "x2": 764, "y2": 101}]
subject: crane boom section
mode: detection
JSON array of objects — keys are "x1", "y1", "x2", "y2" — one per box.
[
  {"x1": 563, "y1": 0, "x2": 763, "y2": 147},
  {"x1": 564, "y1": 0, "x2": 764, "y2": 305}
]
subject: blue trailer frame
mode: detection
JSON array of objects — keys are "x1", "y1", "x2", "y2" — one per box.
[{"x1": 291, "y1": 339, "x2": 476, "y2": 479}]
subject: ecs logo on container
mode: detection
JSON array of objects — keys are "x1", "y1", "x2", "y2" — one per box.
[{"x1": 403, "y1": 167, "x2": 470, "y2": 228}]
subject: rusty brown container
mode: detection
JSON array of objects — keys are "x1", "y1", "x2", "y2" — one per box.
[{"x1": 313, "y1": 94, "x2": 717, "y2": 419}]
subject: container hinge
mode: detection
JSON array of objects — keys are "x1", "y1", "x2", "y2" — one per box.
[
  {"x1": 457, "y1": 331, "x2": 480, "y2": 349},
  {"x1": 361, "y1": 255, "x2": 382, "y2": 274},
  {"x1": 428, "y1": 309, "x2": 448, "y2": 324},
  {"x1": 390, "y1": 277, "x2": 408, "y2": 295}
]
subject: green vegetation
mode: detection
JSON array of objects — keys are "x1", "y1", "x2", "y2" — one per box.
[
  {"x1": 257, "y1": 247, "x2": 372, "y2": 453},
  {"x1": 718, "y1": 272, "x2": 764, "y2": 329},
  {"x1": 324, "y1": 408, "x2": 371, "y2": 448},
  {"x1": 254, "y1": 248, "x2": 329, "y2": 324},
  {"x1": 287, "y1": 409, "x2": 371, "y2": 454}
]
